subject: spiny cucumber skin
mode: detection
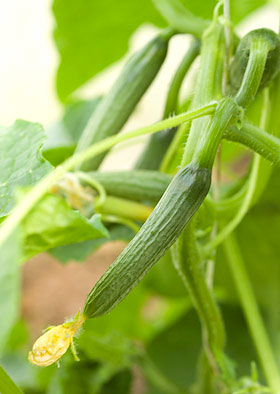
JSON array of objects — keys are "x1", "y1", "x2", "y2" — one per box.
[
  {"x1": 83, "y1": 164, "x2": 211, "y2": 319},
  {"x1": 87, "y1": 170, "x2": 172, "y2": 202},
  {"x1": 75, "y1": 35, "x2": 170, "y2": 171},
  {"x1": 230, "y1": 28, "x2": 280, "y2": 92}
]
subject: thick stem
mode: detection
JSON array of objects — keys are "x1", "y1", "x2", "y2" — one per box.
[
  {"x1": 223, "y1": 234, "x2": 280, "y2": 393},
  {"x1": 181, "y1": 22, "x2": 225, "y2": 166},
  {"x1": 171, "y1": 221, "x2": 225, "y2": 356},
  {"x1": 191, "y1": 98, "x2": 240, "y2": 169}
]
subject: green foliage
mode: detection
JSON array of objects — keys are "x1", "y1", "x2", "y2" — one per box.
[
  {"x1": 44, "y1": 98, "x2": 101, "y2": 166},
  {"x1": 0, "y1": 363, "x2": 23, "y2": 394},
  {"x1": 50, "y1": 224, "x2": 133, "y2": 263},
  {"x1": 21, "y1": 192, "x2": 109, "y2": 261},
  {"x1": 52, "y1": 0, "x2": 165, "y2": 100},
  {"x1": 0, "y1": 233, "x2": 21, "y2": 356},
  {"x1": 0, "y1": 120, "x2": 52, "y2": 217}
]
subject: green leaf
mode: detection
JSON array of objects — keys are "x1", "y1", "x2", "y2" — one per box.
[
  {"x1": 48, "y1": 359, "x2": 132, "y2": 394},
  {"x1": 44, "y1": 98, "x2": 101, "y2": 166},
  {"x1": 50, "y1": 224, "x2": 134, "y2": 263},
  {"x1": 215, "y1": 168, "x2": 280, "y2": 309},
  {"x1": 78, "y1": 330, "x2": 138, "y2": 368},
  {"x1": 0, "y1": 120, "x2": 52, "y2": 217},
  {"x1": 21, "y1": 193, "x2": 109, "y2": 261},
  {"x1": 154, "y1": 0, "x2": 268, "y2": 31},
  {"x1": 143, "y1": 250, "x2": 187, "y2": 298},
  {"x1": 0, "y1": 364, "x2": 23, "y2": 394},
  {"x1": 0, "y1": 232, "x2": 21, "y2": 356},
  {"x1": 146, "y1": 305, "x2": 258, "y2": 392},
  {"x1": 52, "y1": 0, "x2": 165, "y2": 100}
]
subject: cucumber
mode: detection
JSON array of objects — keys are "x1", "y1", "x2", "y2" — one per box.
[
  {"x1": 83, "y1": 163, "x2": 211, "y2": 318},
  {"x1": 75, "y1": 29, "x2": 174, "y2": 171},
  {"x1": 87, "y1": 170, "x2": 172, "y2": 202},
  {"x1": 230, "y1": 28, "x2": 280, "y2": 93}
]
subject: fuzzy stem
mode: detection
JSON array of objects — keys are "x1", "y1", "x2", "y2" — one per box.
[{"x1": 224, "y1": 121, "x2": 280, "y2": 166}]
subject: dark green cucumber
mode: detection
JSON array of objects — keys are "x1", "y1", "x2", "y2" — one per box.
[
  {"x1": 87, "y1": 170, "x2": 172, "y2": 202},
  {"x1": 83, "y1": 163, "x2": 211, "y2": 318},
  {"x1": 75, "y1": 29, "x2": 174, "y2": 171},
  {"x1": 230, "y1": 28, "x2": 280, "y2": 93}
]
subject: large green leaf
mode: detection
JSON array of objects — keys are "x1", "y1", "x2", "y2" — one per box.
[
  {"x1": 21, "y1": 193, "x2": 109, "y2": 261},
  {"x1": 52, "y1": 0, "x2": 165, "y2": 100},
  {"x1": 0, "y1": 120, "x2": 52, "y2": 217},
  {"x1": 0, "y1": 232, "x2": 21, "y2": 356}
]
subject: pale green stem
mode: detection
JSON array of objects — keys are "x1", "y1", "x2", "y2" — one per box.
[
  {"x1": 223, "y1": 234, "x2": 280, "y2": 394},
  {"x1": 0, "y1": 103, "x2": 216, "y2": 248}
]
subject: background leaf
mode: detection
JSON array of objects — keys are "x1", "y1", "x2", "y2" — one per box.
[
  {"x1": 44, "y1": 98, "x2": 101, "y2": 166},
  {"x1": 0, "y1": 232, "x2": 21, "y2": 356},
  {"x1": 21, "y1": 193, "x2": 109, "y2": 261},
  {"x1": 50, "y1": 224, "x2": 134, "y2": 263},
  {"x1": 52, "y1": 0, "x2": 165, "y2": 100},
  {"x1": 0, "y1": 120, "x2": 52, "y2": 217},
  {"x1": 0, "y1": 363, "x2": 23, "y2": 394}
]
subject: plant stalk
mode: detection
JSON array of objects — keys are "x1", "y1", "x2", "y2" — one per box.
[{"x1": 223, "y1": 234, "x2": 280, "y2": 394}]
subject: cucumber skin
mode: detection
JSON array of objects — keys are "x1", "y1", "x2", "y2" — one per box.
[
  {"x1": 75, "y1": 34, "x2": 170, "y2": 171},
  {"x1": 230, "y1": 28, "x2": 280, "y2": 92},
  {"x1": 83, "y1": 164, "x2": 211, "y2": 318},
  {"x1": 87, "y1": 170, "x2": 172, "y2": 202}
]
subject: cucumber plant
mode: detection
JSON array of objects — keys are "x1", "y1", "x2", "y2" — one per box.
[{"x1": 1, "y1": 1, "x2": 280, "y2": 394}]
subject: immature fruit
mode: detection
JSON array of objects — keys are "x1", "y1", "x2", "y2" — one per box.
[
  {"x1": 87, "y1": 170, "x2": 172, "y2": 202},
  {"x1": 75, "y1": 29, "x2": 173, "y2": 171},
  {"x1": 83, "y1": 163, "x2": 211, "y2": 318}
]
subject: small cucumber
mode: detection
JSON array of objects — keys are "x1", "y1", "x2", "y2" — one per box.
[
  {"x1": 75, "y1": 29, "x2": 174, "y2": 171},
  {"x1": 87, "y1": 170, "x2": 172, "y2": 202},
  {"x1": 83, "y1": 163, "x2": 211, "y2": 318},
  {"x1": 230, "y1": 28, "x2": 280, "y2": 93}
]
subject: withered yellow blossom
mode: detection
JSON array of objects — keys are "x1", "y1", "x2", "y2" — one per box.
[{"x1": 28, "y1": 313, "x2": 85, "y2": 367}]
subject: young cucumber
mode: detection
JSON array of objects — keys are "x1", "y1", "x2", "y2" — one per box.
[
  {"x1": 87, "y1": 170, "x2": 172, "y2": 202},
  {"x1": 230, "y1": 28, "x2": 280, "y2": 93},
  {"x1": 75, "y1": 29, "x2": 174, "y2": 171},
  {"x1": 83, "y1": 163, "x2": 211, "y2": 318}
]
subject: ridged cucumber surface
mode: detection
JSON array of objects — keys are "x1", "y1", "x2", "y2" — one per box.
[
  {"x1": 83, "y1": 163, "x2": 211, "y2": 318},
  {"x1": 75, "y1": 30, "x2": 173, "y2": 171},
  {"x1": 87, "y1": 170, "x2": 172, "y2": 202}
]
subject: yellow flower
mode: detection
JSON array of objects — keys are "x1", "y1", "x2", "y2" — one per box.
[{"x1": 28, "y1": 314, "x2": 85, "y2": 367}]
